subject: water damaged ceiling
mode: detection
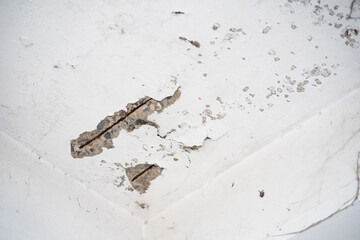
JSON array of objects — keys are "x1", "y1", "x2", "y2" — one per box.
[{"x1": 1, "y1": 0, "x2": 360, "y2": 239}]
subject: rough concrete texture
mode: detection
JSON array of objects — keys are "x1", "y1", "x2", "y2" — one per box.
[
  {"x1": 125, "y1": 164, "x2": 163, "y2": 194},
  {"x1": 71, "y1": 88, "x2": 181, "y2": 158}
]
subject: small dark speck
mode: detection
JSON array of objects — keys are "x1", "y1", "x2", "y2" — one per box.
[
  {"x1": 136, "y1": 201, "x2": 148, "y2": 209},
  {"x1": 189, "y1": 40, "x2": 200, "y2": 48},
  {"x1": 259, "y1": 190, "x2": 265, "y2": 198},
  {"x1": 232, "y1": 182, "x2": 234, "y2": 187},
  {"x1": 172, "y1": 11, "x2": 184, "y2": 15}
]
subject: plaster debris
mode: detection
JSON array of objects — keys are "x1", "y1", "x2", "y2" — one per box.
[
  {"x1": 157, "y1": 128, "x2": 176, "y2": 139},
  {"x1": 181, "y1": 137, "x2": 211, "y2": 152},
  {"x1": 71, "y1": 88, "x2": 181, "y2": 158},
  {"x1": 178, "y1": 36, "x2": 200, "y2": 48},
  {"x1": 259, "y1": 190, "x2": 265, "y2": 198},
  {"x1": 229, "y1": 28, "x2": 246, "y2": 35},
  {"x1": 113, "y1": 175, "x2": 125, "y2": 188},
  {"x1": 266, "y1": 86, "x2": 277, "y2": 98},
  {"x1": 262, "y1": 26, "x2": 271, "y2": 34},
  {"x1": 189, "y1": 40, "x2": 200, "y2": 48},
  {"x1": 202, "y1": 108, "x2": 225, "y2": 124},
  {"x1": 311, "y1": 66, "x2": 320, "y2": 76},
  {"x1": 341, "y1": 27, "x2": 359, "y2": 48},
  {"x1": 212, "y1": 23, "x2": 220, "y2": 30},
  {"x1": 297, "y1": 81, "x2": 306, "y2": 93},
  {"x1": 320, "y1": 68, "x2": 331, "y2": 77},
  {"x1": 136, "y1": 202, "x2": 149, "y2": 209},
  {"x1": 334, "y1": 23, "x2": 342, "y2": 29},
  {"x1": 125, "y1": 163, "x2": 163, "y2": 194},
  {"x1": 215, "y1": 98, "x2": 223, "y2": 106},
  {"x1": 268, "y1": 49, "x2": 276, "y2": 55},
  {"x1": 223, "y1": 32, "x2": 240, "y2": 42}
]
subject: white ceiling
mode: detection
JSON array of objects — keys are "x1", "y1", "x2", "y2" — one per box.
[{"x1": 1, "y1": 0, "x2": 360, "y2": 239}]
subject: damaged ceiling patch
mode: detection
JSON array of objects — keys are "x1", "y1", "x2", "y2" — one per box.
[
  {"x1": 71, "y1": 88, "x2": 181, "y2": 158},
  {"x1": 125, "y1": 163, "x2": 163, "y2": 194}
]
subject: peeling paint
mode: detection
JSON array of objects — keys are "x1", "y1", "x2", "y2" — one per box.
[{"x1": 180, "y1": 137, "x2": 212, "y2": 152}]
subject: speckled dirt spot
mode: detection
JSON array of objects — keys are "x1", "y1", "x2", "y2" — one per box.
[
  {"x1": 262, "y1": 26, "x2": 271, "y2": 34},
  {"x1": 212, "y1": 23, "x2": 220, "y2": 30},
  {"x1": 341, "y1": 27, "x2": 359, "y2": 48},
  {"x1": 172, "y1": 11, "x2": 184, "y2": 15},
  {"x1": 179, "y1": 36, "x2": 200, "y2": 48}
]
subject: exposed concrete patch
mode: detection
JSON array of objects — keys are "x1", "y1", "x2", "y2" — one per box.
[
  {"x1": 71, "y1": 88, "x2": 181, "y2": 158},
  {"x1": 125, "y1": 163, "x2": 163, "y2": 194}
]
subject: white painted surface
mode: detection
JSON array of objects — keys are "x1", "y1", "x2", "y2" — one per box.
[
  {"x1": 144, "y1": 89, "x2": 360, "y2": 240},
  {"x1": 0, "y1": 0, "x2": 359, "y2": 239},
  {"x1": 289, "y1": 201, "x2": 360, "y2": 240},
  {"x1": 0, "y1": 132, "x2": 142, "y2": 240}
]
